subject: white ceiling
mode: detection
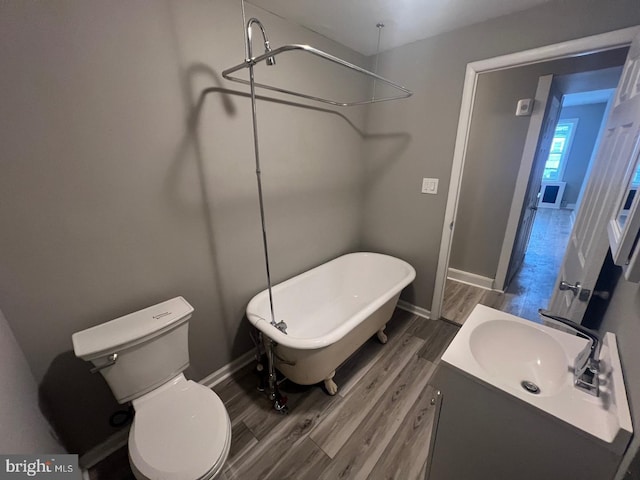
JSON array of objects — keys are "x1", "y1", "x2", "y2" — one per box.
[{"x1": 248, "y1": 0, "x2": 555, "y2": 56}]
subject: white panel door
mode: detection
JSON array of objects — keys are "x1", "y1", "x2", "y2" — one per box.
[{"x1": 548, "y1": 32, "x2": 640, "y2": 321}]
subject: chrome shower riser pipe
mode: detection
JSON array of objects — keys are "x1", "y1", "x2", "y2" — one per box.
[
  {"x1": 248, "y1": 62, "x2": 276, "y2": 329},
  {"x1": 242, "y1": 0, "x2": 285, "y2": 412}
]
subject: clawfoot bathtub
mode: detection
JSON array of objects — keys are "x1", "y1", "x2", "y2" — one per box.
[{"x1": 246, "y1": 252, "x2": 416, "y2": 395}]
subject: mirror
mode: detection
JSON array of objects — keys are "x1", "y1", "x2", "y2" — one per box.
[
  {"x1": 608, "y1": 135, "x2": 640, "y2": 282},
  {"x1": 616, "y1": 163, "x2": 639, "y2": 229}
]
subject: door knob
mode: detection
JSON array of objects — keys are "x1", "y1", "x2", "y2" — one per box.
[
  {"x1": 559, "y1": 280, "x2": 580, "y2": 294},
  {"x1": 559, "y1": 281, "x2": 592, "y2": 302}
]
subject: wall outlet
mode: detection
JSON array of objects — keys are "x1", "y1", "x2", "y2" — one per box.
[{"x1": 422, "y1": 178, "x2": 439, "y2": 194}]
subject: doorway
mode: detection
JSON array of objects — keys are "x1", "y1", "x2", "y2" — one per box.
[
  {"x1": 432, "y1": 37, "x2": 626, "y2": 319},
  {"x1": 497, "y1": 86, "x2": 618, "y2": 321}
]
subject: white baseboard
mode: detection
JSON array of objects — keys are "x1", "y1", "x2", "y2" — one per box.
[
  {"x1": 397, "y1": 300, "x2": 430, "y2": 319},
  {"x1": 199, "y1": 350, "x2": 256, "y2": 389},
  {"x1": 447, "y1": 268, "x2": 495, "y2": 290}
]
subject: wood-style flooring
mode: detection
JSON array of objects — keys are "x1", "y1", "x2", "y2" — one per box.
[
  {"x1": 88, "y1": 309, "x2": 459, "y2": 480},
  {"x1": 444, "y1": 208, "x2": 572, "y2": 325},
  {"x1": 441, "y1": 279, "x2": 503, "y2": 325},
  {"x1": 502, "y1": 208, "x2": 572, "y2": 321},
  {"x1": 219, "y1": 309, "x2": 458, "y2": 480}
]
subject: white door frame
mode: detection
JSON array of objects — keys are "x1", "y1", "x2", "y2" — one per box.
[{"x1": 431, "y1": 26, "x2": 640, "y2": 321}]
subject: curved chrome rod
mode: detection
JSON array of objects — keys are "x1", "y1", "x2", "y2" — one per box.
[
  {"x1": 229, "y1": 2, "x2": 411, "y2": 106},
  {"x1": 224, "y1": 44, "x2": 412, "y2": 106},
  {"x1": 223, "y1": 44, "x2": 412, "y2": 106},
  {"x1": 246, "y1": 18, "x2": 276, "y2": 66}
]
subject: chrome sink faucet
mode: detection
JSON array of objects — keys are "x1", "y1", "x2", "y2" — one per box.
[{"x1": 538, "y1": 310, "x2": 601, "y2": 397}]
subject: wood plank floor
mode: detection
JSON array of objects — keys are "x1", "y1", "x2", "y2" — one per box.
[
  {"x1": 443, "y1": 208, "x2": 572, "y2": 325},
  {"x1": 88, "y1": 309, "x2": 459, "y2": 480},
  {"x1": 219, "y1": 309, "x2": 458, "y2": 480},
  {"x1": 502, "y1": 208, "x2": 572, "y2": 321},
  {"x1": 441, "y1": 279, "x2": 503, "y2": 325}
]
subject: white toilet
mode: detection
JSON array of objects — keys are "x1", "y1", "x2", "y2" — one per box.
[{"x1": 72, "y1": 297, "x2": 231, "y2": 480}]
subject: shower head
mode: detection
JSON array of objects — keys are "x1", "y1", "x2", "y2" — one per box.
[{"x1": 264, "y1": 41, "x2": 276, "y2": 66}]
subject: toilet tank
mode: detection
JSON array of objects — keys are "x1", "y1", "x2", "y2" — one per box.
[{"x1": 72, "y1": 297, "x2": 194, "y2": 403}]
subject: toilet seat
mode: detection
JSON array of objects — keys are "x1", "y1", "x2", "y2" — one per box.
[{"x1": 129, "y1": 375, "x2": 231, "y2": 480}]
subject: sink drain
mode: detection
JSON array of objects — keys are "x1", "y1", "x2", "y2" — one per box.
[{"x1": 521, "y1": 380, "x2": 540, "y2": 394}]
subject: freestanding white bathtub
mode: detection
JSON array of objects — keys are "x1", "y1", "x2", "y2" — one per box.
[{"x1": 246, "y1": 252, "x2": 416, "y2": 395}]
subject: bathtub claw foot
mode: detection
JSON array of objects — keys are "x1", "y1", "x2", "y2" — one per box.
[
  {"x1": 377, "y1": 325, "x2": 388, "y2": 344},
  {"x1": 324, "y1": 371, "x2": 338, "y2": 396}
]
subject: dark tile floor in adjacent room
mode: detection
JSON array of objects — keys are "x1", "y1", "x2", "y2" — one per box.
[
  {"x1": 443, "y1": 208, "x2": 573, "y2": 325},
  {"x1": 89, "y1": 309, "x2": 459, "y2": 480}
]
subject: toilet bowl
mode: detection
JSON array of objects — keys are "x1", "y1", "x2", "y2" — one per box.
[
  {"x1": 129, "y1": 375, "x2": 231, "y2": 480},
  {"x1": 72, "y1": 297, "x2": 231, "y2": 480}
]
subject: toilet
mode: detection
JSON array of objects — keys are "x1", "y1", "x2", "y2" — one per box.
[{"x1": 72, "y1": 297, "x2": 231, "y2": 480}]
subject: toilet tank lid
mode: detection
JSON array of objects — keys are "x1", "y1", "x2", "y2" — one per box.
[{"x1": 72, "y1": 297, "x2": 194, "y2": 360}]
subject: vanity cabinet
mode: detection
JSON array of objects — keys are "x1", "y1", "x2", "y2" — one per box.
[{"x1": 425, "y1": 363, "x2": 622, "y2": 480}]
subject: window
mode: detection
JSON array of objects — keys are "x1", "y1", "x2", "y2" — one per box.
[
  {"x1": 542, "y1": 119, "x2": 578, "y2": 181},
  {"x1": 632, "y1": 163, "x2": 640, "y2": 187}
]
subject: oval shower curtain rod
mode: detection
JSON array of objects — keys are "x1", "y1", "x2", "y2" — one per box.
[{"x1": 221, "y1": 7, "x2": 413, "y2": 106}]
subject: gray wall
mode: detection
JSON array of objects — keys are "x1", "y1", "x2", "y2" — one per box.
[
  {"x1": 598, "y1": 279, "x2": 640, "y2": 479},
  {"x1": 362, "y1": 0, "x2": 640, "y2": 308},
  {"x1": 0, "y1": 0, "x2": 368, "y2": 452},
  {"x1": 449, "y1": 50, "x2": 624, "y2": 280},
  {"x1": 559, "y1": 103, "x2": 608, "y2": 207},
  {"x1": 0, "y1": 308, "x2": 64, "y2": 454},
  {"x1": 1, "y1": 0, "x2": 640, "y2": 455}
]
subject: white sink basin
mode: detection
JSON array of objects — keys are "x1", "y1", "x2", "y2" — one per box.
[
  {"x1": 442, "y1": 305, "x2": 632, "y2": 454},
  {"x1": 469, "y1": 319, "x2": 568, "y2": 396}
]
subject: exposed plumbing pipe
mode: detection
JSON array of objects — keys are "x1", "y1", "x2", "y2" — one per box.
[
  {"x1": 245, "y1": 16, "x2": 277, "y2": 331},
  {"x1": 241, "y1": 0, "x2": 287, "y2": 413}
]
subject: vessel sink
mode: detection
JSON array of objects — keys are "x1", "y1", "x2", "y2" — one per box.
[
  {"x1": 441, "y1": 304, "x2": 632, "y2": 454},
  {"x1": 469, "y1": 319, "x2": 568, "y2": 396}
]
